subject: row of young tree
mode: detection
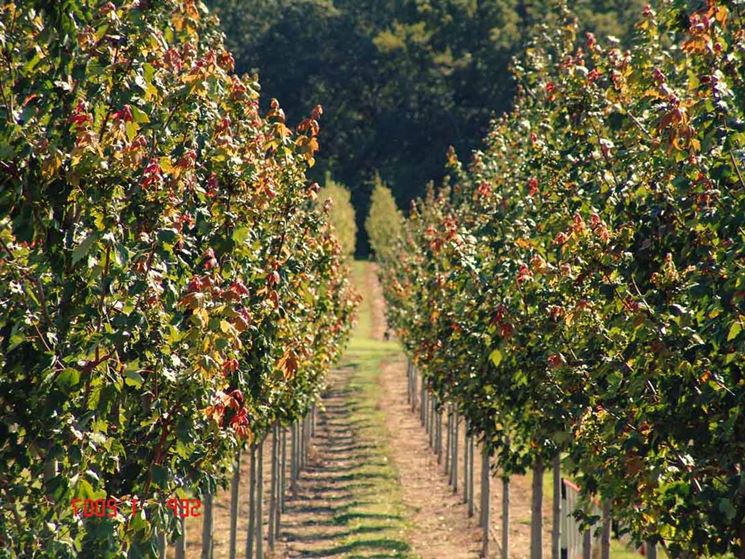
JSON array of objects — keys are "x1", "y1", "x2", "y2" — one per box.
[
  {"x1": 0, "y1": 1, "x2": 356, "y2": 556},
  {"x1": 374, "y1": 1, "x2": 745, "y2": 556}
]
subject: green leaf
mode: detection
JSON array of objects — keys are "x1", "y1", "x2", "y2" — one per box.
[
  {"x1": 719, "y1": 497, "x2": 736, "y2": 521},
  {"x1": 727, "y1": 321, "x2": 741, "y2": 341},
  {"x1": 74, "y1": 479, "x2": 96, "y2": 500},
  {"x1": 124, "y1": 369, "x2": 144, "y2": 388},
  {"x1": 489, "y1": 348, "x2": 503, "y2": 367},
  {"x1": 72, "y1": 233, "x2": 97, "y2": 265},
  {"x1": 232, "y1": 226, "x2": 251, "y2": 244},
  {"x1": 130, "y1": 105, "x2": 150, "y2": 124},
  {"x1": 57, "y1": 368, "x2": 81, "y2": 389}
]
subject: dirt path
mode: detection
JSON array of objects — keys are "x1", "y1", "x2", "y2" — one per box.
[{"x1": 379, "y1": 357, "x2": 482, "y2": 558}]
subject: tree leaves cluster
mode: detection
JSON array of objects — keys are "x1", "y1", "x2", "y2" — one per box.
[
  {"x1": 379, "y1": 1, "x2": 745, "y2": 555},
  {"x1": 0, "y1": 1, "x2": 356, "y2": 556}
]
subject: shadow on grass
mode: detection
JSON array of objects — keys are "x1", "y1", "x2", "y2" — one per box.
[{"x1": 299, "y1": 537, "x2": 411, "y2": 558}]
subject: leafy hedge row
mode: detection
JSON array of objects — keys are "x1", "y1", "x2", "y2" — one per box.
[
  {"x1": 378, "y1": 1, "x2": 745, "y2": 555},
  {"x1": 0, "y1": 1, "x2": 356, "y2": 556}
]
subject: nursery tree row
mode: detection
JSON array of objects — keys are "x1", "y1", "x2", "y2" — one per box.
[
  {"x1": 377, "y1": 1, "x2": 745, "y2": 556},
  {"x1": 0, "y1": 1, "x2": 357, "y2": 556}
]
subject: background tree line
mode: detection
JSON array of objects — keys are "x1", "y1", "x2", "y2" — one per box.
[{"x1": 207, "y1": 0, "x2": 645, "y2": 255}]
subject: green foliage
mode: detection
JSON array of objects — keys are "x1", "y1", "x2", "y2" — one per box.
[
  {"x1": 365, "y1": 176, "x2": 403, "y2": 264},
  {"x1": 0, "y1": 1, "x2": 356, "y2": 555},
  {"x1": 207, "y1": 0, "x2": 644, "y2": 253},
  {"x1": 317, "y1": 174, "x2": 357, "y2": 257},
  {"x1": 380, "y1": 1, "x2": 745, "y2": 555}
]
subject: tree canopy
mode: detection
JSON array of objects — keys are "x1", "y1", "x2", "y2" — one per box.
[{"x1": 208, "y1": 0, "x2": 646, "y2": 254}]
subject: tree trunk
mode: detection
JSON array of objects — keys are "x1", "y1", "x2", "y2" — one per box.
[
  {"x1": 201, "y1": 491, "x2": 213, "y2": 559},
  {"x1": 481, "y1": 443, "x2": 490, "y2": 559},
  {"x1": 582, "y1": 530, "x2": 591, "y2": 559},
  {"x1": 445, "y1": 407, "x2": 452, "y2": 476},
  {"x1": 531, "y1": 456, "x2": 544, "y2": 559},
  {"x1": 228, "y1": 448, "x2": 241, "y2": 559},
  {"x1": 452, "y1": 414, "x2": 459, "y2": 493},
  {"x1": 600, "y1": 501, "x2": 611, "y2": 559},
  {"x1": 268, "y1": 426, "x2": 278, "y2": 549},
  {"x1": 157, "y1": 529, "x2": 166, "y2": 559},
  {"x1": 290, "y1": 422, "x2": 298, "y2": 494},
  {"x1": 411, "y1": 364, "x2": 417, "y2": 412},
  {"x1": 551, "y1": 454, "x2": 561, "y2": 559},
  {"x1": 463, "y1": 429, "x2": 470, "y2": 505},
  {"x1": 256, "y1": 440, "x2": 264, "y2": 559},
  {"x1": 420, "y1": 376, "x2": 426, "y2": 425},
  {"x1": 502, "y1": 476, "x2": 510, "y2": 559},
  {"x1": 246, "y1": 444, "x2": 257, "y2": 559},
  {"x1": 175, "y1": 516, "x2": 186, "y2": 559},
  {"x1": 468, "y1": 435, "x2": 475, "y2": 515},
  {"x1": 280, "y1": 428, "x2": 287, "y2": 513},
  {"x1": 436, "y1": 408, "x2": 443, "y2": 463},
  {"x1": 407, "y1": 358, "x2": 412, "y2": 404},
  {"x1": 647, "y1": 541, "x2": 657, "y2": 559}
]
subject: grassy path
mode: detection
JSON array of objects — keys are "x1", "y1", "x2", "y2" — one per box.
[{"x1": 275, "y1": 262, "x2": 414, "y2": 558}]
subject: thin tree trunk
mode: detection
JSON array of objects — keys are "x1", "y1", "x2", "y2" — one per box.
[
  {"x1": 246, "y1": 444, "x2": 257, "y2": 559},
  {"x1": 290, "y1": 422, "x2": 298, "y2": 494},
  {"x1": 256, "y1": 440, "x2": 264, "y2": 559},
  {"x1": 228, "y1": 448, "x2": 241, "y2": 559},
  {"x1": 601, "y1": 501, "x2": 611, "y2": 559},
  {"x1": 582, "y1": 530, "x2": 591, "y2": 559},
  {"x1": 462, "y1": 429, "x2": 468, "y2": 504},
  {"x1": 269, "y1": 426, "x2": 278, "y2": 549},
  {"x1": 445, "y1": 407, "x2": 452, "y2": 476},
  {"x1": 280, "y1": 428, "x2": 287, "y2": 513},
  {"x1": 276, "y1": 431, "x2": 284, "y2": 538},
  {"x1": 299, "y1": 417, "x2": 305, "y2": 469},
  {"x1": 412, "y1": 365, "x2": 417, "y2": 412},
  {"x1": 407, "y1": 359, "x2": 412, "y2": 404},
  {"x1": 429, "y1": 398, "x2": 436, "y2": 448},
  {"x1": 502, "y1": 476, "x2": 510, "y2": 559},
  {"x1": 531, "y1": 456, "x2": 544, "y2": 559},
  {"x1": 481, "y1": 443, "x2": 490, "y2": 559},
  {"x1": 158, "y1": 529, "x2": 166, "y2": 559},
  {"x1": 436, "y1": 408, "x2": 442, "y2": 462},
  {"x1": 468, "y1": 435, "x2": 475, "y2": 515},
  {"x1": 551, "y1": 454, "x2": 561, "y2": 559},
  {"x1": 201, "y1": 491, "x2": 213, "y2": 559},
  {"x1": 420, "y1": 377, "x2": 426, "y2": 424},
  {"x1": 647, "y1": 541, "x2": 657, "y2": 559},
  {"x1": 175, "y1": 516, "x2": 186, "y2": 559},
  {"x1": 452, "y1": 412, "x2": 458, "y2": 493}
]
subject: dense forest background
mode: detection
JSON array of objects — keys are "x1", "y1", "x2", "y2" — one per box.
[{"x1": 206, "y1": 0, "x2": 644, "y2": 254}]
